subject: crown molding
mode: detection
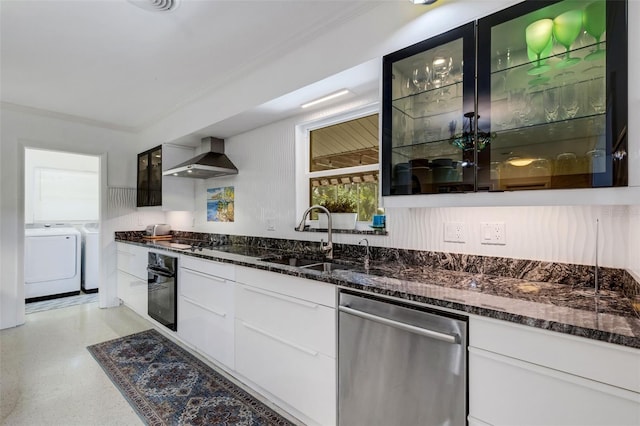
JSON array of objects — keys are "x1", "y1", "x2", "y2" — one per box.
[{"x1": 0, "y1": 102, "x2": 138, "y2": 133}]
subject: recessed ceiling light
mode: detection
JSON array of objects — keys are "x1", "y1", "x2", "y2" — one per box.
[
  {"x1": 411, "y1": 0, "x2": 438, "y2": 4},
  {"x1": 127, "y1": 0, "x2": 180, "y2": 12},
  {"x1": 301, "y1": 89, "x2": 350, "y2": 109}
]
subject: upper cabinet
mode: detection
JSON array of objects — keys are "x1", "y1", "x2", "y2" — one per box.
[
  {"x1": 137, "y1": 145, "x2": 163, "y2": 207},
  {"x1": 382, "y1": 0, "x2": 628, "y2": 199},
  {"x1": 137, "y1": 144, "x2": 195, "y2": 211}
]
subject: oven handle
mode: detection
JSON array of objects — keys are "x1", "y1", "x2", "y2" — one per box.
[{"x1": 147, "y1": 266, "x2": 175, "y2": 278}]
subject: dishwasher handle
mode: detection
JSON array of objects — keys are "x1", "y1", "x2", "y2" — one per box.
[{"x1": 339, "y1": 305, "x2": 460, "y2": 344}]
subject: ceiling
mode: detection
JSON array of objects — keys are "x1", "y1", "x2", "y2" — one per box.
[{"x1": 0, "y1": 0, "x2": 381, "y2": 133}]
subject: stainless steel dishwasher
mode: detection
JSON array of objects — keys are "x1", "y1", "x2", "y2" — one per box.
[{"x1": 338, "y1": 291, "x2": 468, "y2": 426}]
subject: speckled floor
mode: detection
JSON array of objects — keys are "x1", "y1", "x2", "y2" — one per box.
[{"x1": 0, "y1": 303, "x2": 149, "y2": 425}]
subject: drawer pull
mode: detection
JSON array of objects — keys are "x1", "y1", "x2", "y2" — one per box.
[
  {"x1": 182, "y1": 295, "x2": 227, "y2": 318},
  {"x1": 241, "y1": 321, "x2": 319, "y2": 357},
  {"x1": 182, "y1": 268, "x2": 227, "y2": 283},
  {"x1": 243, "y1": 286, "x2": 318, "y2": 309}
]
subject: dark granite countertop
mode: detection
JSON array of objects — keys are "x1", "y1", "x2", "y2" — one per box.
[{"x1": 116, "y1": 236, "x2": 640, "y2": 349}]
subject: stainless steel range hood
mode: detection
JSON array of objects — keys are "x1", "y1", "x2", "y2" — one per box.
[{"x1": 163, "y1": 137, "x2": 238, "y2": 179}]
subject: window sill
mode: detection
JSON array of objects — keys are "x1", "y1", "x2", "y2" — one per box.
[{"x1": 295, "y1": 227, "x2": 388, "y2": 236}]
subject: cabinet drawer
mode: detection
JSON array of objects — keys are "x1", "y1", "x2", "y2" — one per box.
[
  {"x1": 235, "y1": 319, "x2": 335, "y2": 426},
  {"x1": 469, "y1": 348, "x2": 640, "y2": 426},
  {"x1": 117, "y1": 270, "x2": 148, "y2": 317},
  {"x1": 236, "y1": 283, "x2": 335, "y2": 357},
  {"x1": 180, "y1": 255, "x2": 235, "y2": 281},
  {"x1": 116, "y1": 243, "x2": 148, "y2": 280},
  {"x1": 179, "y1": 267, "x2": 234, "y2": 314},
  {"x1": 235, "y1": 265, "x2": 335, "y2": 308},
  {"x1": 469, "y1": 316, "x2": 640, "y2": 393},
  {"x1": 178, "y1": 296, "x2": 234, "y2": 369}
]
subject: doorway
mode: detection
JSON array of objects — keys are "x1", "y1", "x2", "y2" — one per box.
[{"x1": 23, "y1": 148, "x2": 102, "y2": 314}]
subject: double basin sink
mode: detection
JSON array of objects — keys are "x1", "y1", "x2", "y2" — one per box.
[{"x1": 258, "y1": 255, "x2": 357, "y2": 273}]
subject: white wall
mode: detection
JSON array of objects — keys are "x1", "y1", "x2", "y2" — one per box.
[
  {"x1": 24, "y1": 148, "x2": 99, "y2": 223},
  {"x1": 179, "y1": 96, "x2": 633, "y2": 269},
  {"x1": 0, "y1": 106, "x2": 146, "y2": 329}
]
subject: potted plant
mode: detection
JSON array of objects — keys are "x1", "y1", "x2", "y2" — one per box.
[{"x1": 318, "y1": 199, "x2": 358, "y2": 230}]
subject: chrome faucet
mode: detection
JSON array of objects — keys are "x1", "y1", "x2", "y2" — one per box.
[
  {"x1": 296, "y1": 205, "x2": 333, "y2": 259},
  {"x1": 358, "y1": 238, "x2": 370, "y2": 271}
]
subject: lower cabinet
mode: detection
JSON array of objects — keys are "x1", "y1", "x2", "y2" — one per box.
[
  {"x1": 116, "y1": 243, "x2": 148, "y2": 317},
  {"x1": 235, "y1": 266, "x2": 337, "y2": 426},
  {"x1": 177, "y1": 256, "x2": 235, "y2": 370},
  {"x1": 469, "y1": 317, "x2": 640, "y2": 426}
]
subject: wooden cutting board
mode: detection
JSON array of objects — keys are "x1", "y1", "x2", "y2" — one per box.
[{"x1": 142, "y1": 235, "x2": 172, "y2": 240}]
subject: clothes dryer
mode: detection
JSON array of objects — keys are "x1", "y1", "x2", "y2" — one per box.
[{"x1": 25, "y1": 226, "x2": 81, "y2": 301}]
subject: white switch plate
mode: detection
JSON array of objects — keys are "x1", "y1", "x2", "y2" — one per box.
[
  {"x1": 481, "y1": 222, "x2": 506, "y2": 245},
  {"x1": 444, "y1": 222, "x2": 466, "y2": 243}
]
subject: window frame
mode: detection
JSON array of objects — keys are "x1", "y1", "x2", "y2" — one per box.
[{"x1": 295, "y1": 102, "x2": 380, "y2": 230}]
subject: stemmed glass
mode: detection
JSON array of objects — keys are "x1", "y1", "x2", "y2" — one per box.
[
  {"x1": 553, "y1": 9, "x2": 583, "y2": 68},
  {"x1": 527, "y1": 38, "x2": 553, "y2": 85},
  {"x1": 561, "y1": 83, "x2": 579, "y2": 119},
  {"x1": 412, "y1": 64, "x2": 431, "y2": 93},
  {"x1": 583, "y1": 0, "x2": 606, "y2": 61},
  {"x1": 543, "y1": 87, "x2": 560, "y2": 123},
  {"x1": 588, "y1": 77, "x2": 606, "y2": 114},
  {"x1": 525, "y1": 19, "x2": 553, "y2": 75}
]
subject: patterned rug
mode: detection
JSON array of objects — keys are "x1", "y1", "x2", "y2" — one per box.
[{"x1": 87, "y1": 329, "x2": 296, "y2": 426}]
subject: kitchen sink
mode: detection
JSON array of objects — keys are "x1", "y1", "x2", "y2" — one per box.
[{"x1": 259, "y1": 255, "x2": 355, "y2": 272}]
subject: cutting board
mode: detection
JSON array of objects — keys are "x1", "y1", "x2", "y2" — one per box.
[{"x1": 142, "y1": 235, "x2": 172, "y2": 240}]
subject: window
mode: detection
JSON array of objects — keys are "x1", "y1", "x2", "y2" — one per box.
[{"x1": 308, "y1": 113, "x2": 379, "y2": 221}]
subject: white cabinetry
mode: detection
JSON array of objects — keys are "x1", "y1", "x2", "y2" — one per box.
[
  {"x1": 116, "y1": 242, "x2": 148, "y2": 317},
  {"x1": 235, "y1": 266, "x2": 336, "y2": 426},
  {"x1": 178, "y1": 256, "x2": 235, "y2": 369},
  {"x1": 469, "y1": 316, "x2": 640, "y2": 426}
]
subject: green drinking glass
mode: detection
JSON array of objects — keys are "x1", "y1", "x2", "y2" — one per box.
[
  {"x1": 525, "y1": 19, "x2": 553, "y2": 75},
  {"x1": 583, "y1": 0, "x2": 606, "y2": 61},
  {"x1": 527, "y1": 37, "x2": 553, "y2": 83},
  {"x1": 553, "y1": 9, "x2": 583, "y2": 68}
]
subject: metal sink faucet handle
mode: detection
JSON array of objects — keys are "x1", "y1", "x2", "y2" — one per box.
[{"x1": 296, "y1": 205, "x2": 333, "y2": 260}]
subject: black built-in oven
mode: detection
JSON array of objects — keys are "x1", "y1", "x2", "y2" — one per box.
[{"x1": 147, "y1": 252, "x2": 177, "y2": 331}]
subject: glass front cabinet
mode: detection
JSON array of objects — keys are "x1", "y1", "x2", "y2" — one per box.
[
  {"x1": 137, "y1": 145, "x2": 163, "y2": 207},
  {"x1": 382, "y1": 0, "x2": 627, "y2": 196}
]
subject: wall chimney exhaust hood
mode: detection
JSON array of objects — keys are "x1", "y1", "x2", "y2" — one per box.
[{"x1": 163, "y1": 137, "x2": 238, "y2": 179}]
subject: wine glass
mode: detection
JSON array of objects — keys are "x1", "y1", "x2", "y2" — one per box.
[
  {"x1": 525, "y1": 19, "x2": 553, "y2": 75},
  {"x1": 527, "y1": 38, "x2": 552, "y2": 85},
  {"x1": 553, "y1": 9, "x2": 583, "y2": 68},
  {"x1": 543, "y1": 87, "x2": 560, "y2": 122},
  {"x1": 412, "y1": 64, "x2": 431, "y2": 92},
  {"x1": 561, "y1": 83, "x2": 579, "y2": 119},
  {"x1": 432, "y1": 54, "x2": 453, "y2": 84},
  {"x1": 583, "y1": 0, "x2": 606, "y2": 61},
  {"x1": 588, "y1": 77, "x2": 606, "y2": 114}
]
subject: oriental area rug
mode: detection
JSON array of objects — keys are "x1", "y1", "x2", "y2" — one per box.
[{"x1": 87, "y1": 329, "x2": 295, "y2": 426}]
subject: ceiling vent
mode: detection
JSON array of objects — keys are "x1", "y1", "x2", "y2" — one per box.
[{"x1": 127, "y1": 0, "x2": 180, "y2": 12}]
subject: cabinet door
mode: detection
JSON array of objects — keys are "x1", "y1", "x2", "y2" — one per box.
[
  {"x1": 235, "y1": 319, "x2": 336, "y2": 426},
  {"x1": 136, "y1": 145, "x2": 162, "y2": 207},
  {"x1": 116, "y1": 270, "x2": 148, "y2": 317},
  {"x1": 469, "y1": 347, "x2": 640, "y2": 426},
  {"x1": 178, "y1": 267, "x2": 235, "y2": 369},
  {"x1": 382, "y1": 22, "x2": 475, "y2": 195},
  {"x1": 477, "y1": 0, "x2": 628, "y2": 191}
]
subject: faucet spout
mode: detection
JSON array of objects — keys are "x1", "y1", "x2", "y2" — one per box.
[{"x1": 296, "y1": 205, "x2": 333, "y2": 259}]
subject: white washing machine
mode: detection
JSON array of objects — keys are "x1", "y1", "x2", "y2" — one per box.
[
  {"x1": 25, "y1": 226, "x2": 81, "y2": 300},
  {"x1": 80, "y1": 223, "x2": 99, "y2": 292}
]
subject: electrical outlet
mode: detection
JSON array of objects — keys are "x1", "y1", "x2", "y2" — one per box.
[
  {"x1": 481, "y1": 222, "x2": 506, "y2": 245},
  {"x1": 444, "y1": 222, "x2": 466, "y2": 243},
  {"x1": 266, "y1": 219, "x2": 275, "y2": 231}
]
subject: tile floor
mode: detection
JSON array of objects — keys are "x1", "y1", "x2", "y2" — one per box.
[{"x1": 0, "y1": 303, "x2": 150, "y2": 425}]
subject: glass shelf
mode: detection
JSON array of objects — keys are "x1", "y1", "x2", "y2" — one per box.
[{"x1": 490, "y1": 41, "x2": 606, "y2": 76}]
